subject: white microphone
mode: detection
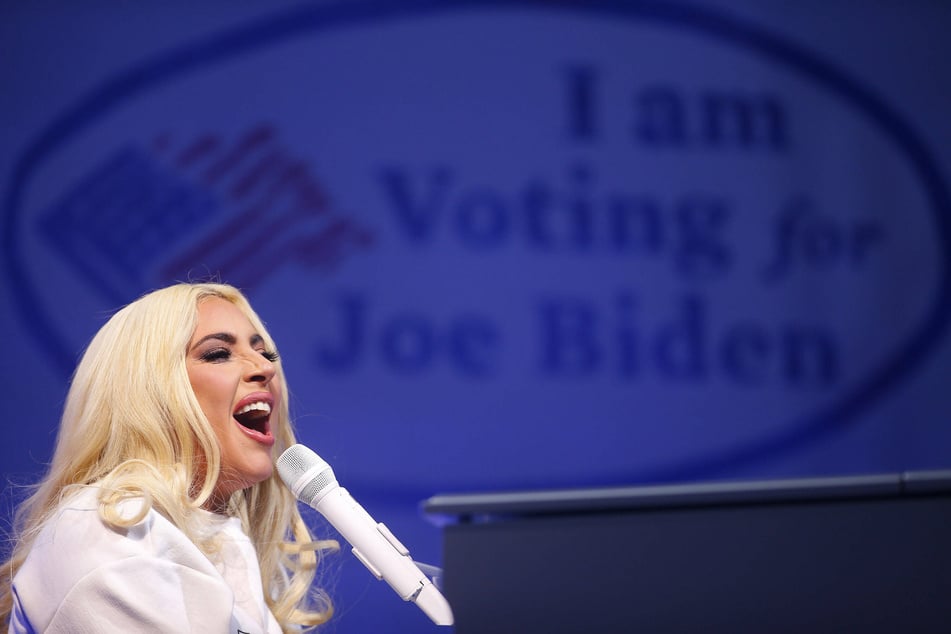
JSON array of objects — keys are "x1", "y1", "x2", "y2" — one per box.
[{"x1": 276, "y1": 444, "x2": 454, "y2": 626}]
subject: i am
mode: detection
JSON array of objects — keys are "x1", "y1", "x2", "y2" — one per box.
[{"x1": 564, "y1": 64, "x2": 789, "y2": 152}]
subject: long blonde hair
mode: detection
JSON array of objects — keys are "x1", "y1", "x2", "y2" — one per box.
[{"x1": 0, "y1": 282, "x2": 334, "y2": 631}]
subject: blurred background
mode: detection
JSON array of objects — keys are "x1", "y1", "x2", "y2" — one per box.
[{"x1": 2, "y1": 1, "x2": 949, "y2": 631}]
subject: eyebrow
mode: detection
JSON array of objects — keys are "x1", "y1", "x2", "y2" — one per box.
[{"x1": 190, "y1": 332, "x2": 264, "y2": 351}]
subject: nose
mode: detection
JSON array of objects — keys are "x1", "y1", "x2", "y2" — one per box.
[{"x1": 244, "y1": 354, "x2": 276, "y2": 385}]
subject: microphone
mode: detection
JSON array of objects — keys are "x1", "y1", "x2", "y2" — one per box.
[{"x1": 276, "y1": 444, "x2": 454, "y2": 626}]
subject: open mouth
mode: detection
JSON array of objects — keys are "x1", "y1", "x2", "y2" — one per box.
[{"x1": 233, "y1": 400, "x2": 272, "y2": 435}]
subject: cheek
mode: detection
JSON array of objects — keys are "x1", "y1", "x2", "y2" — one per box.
[
  {"x1": 188, "y1": 368, "x2": 234, "y2": 423},
  {"x1": 273, "y1": 377, "x2": 285, "y2": 407}
]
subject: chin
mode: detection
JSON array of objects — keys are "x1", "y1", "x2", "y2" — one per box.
[
  {"x1": 247, "y1": 464, "x2": 274, "y2": 485},
  {"x1": 223, "y1": 464, "x2": 274, "y2": 494}
]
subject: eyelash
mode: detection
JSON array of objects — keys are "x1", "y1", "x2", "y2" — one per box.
[{"x1": 200, "y1": 348, "x2": 280, "y2": 363}]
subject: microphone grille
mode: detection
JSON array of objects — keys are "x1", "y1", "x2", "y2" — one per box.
[
  {"x1": 276, "y1": 444, "x2": 315, "y2": 478},
  {"x1": 298, "y1": 469, "x2": 336, "y2": 505},
  {"x1": 276, "y1": 444, "x2": 337, "y2": 505}
]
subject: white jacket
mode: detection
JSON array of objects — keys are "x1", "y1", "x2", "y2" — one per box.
[{"x1": 9, "y1": 487, "x2": 282, "y2": 633}]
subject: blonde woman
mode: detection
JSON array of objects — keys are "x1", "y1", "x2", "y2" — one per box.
[{"x1": 0, "y1": 283, "x2": 335, "y2": 632}]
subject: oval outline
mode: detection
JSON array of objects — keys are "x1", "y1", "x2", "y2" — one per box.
[{"x1": 3, "y1": 0, "x2": 950, "y2": 484}]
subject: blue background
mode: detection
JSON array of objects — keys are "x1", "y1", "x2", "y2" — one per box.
[{"x1": 2, "y1": 2, "x2": 950, "y2": 632}]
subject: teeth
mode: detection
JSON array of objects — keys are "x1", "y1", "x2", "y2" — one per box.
[{"x1": 235, "y1": 401, "x2": 271, "y2": 416}]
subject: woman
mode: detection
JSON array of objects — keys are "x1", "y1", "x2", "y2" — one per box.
[{"x1": 0, "y1": 283, "x2": 335, "y2": 632}]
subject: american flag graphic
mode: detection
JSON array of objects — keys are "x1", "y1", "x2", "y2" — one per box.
[{"x1": 40, "y1": 123, "x2": 374, "y2": 302}]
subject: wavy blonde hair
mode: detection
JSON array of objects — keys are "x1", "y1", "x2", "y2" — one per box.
[{"x1": 0, "y1": 282, "x2": 335, "y2": 631}]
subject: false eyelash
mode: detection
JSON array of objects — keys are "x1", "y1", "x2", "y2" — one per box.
[
  {"x1": 199, "y1": 348, "x2": 278, "y2": 363},
  {"x1": 201, "y1": 348, "x2": 231, "y2": 362}
]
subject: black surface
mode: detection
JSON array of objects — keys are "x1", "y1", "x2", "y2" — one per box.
[{"x1": 424, "y1": 471, "x2": 951, "y2": 634}]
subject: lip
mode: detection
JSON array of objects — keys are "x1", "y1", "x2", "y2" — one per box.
[{"x1": 232, "y1": 391, "x2": 276, "y2": 447}]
